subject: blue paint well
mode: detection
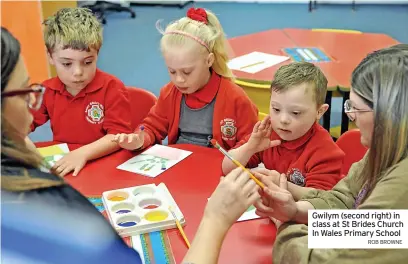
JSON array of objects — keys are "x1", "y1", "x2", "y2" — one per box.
[
  {"x1": 118, "y1": 221, "x2": 137, "y2": 227},
  {"x1": 116, "y1": 209, "x2": 131, "y2": 214}
]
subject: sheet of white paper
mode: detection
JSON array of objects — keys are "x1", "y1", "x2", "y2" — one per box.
[
  {"x1": 37, "y1": 143, "x2": 69, "y2": 157},
  {"x1": 237, "y1": 205, "x2": 260, "y2": 222},
  {"x1": 228, "y1": 51, "x2": 290, "y2": 74},
  {"x1": 48, "y1": 155, "x2": 64, "y2": 167},
  {"x1": 117, "y1": 144, "x2": 192, "y2": 178},
  {"x1": 130, "y1": 236, "x2": 145, "y2": 264},
  {"x1": 37, "y1": 143, "x2": 70, "y2": 170}
]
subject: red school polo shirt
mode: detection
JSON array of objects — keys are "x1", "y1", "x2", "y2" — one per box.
[
  {"x1": 184, "y1": 71, "x2": 220, "y2": 109},
  {"x1": 235, "y1": 123, "x2": 345, "y2": 190},
  {"x1": 31, "y1": 69, "x2": 132, "y2": 144}
]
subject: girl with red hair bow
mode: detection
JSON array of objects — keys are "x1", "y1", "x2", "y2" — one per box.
[{"x1": 114, "y1": 8, "x2": 258, "y2": 152}]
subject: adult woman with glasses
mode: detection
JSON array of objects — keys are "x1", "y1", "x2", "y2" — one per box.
[
  {"x1": 253, "y1": 44, "x2": 408, "y2": 264},
  {"x1": 1, "y1": 27, "x2": 259, "y2": 264},
  {"x1": 1, "y1": 26, "x2": 143, "y2": 263},
  {"x1": 2, "y1": 84, "x2": 45, "y2": 110}
]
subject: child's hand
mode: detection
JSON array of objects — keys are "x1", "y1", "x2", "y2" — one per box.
[
  {"x1": 113, "y1": 132, "x2": 144, "y2": 150},
  {"x1": 52, "y1": 149, "x2": 87, "y2": 177},
  {"x1": 247, "y1": 116, "x2": 280, "y2": 153},
  {"x1": 253, "y1": 172, "x2": 297, "y2": 223},
  {"x1": 251, "y1": 168, "x2": 281, "y2": 186}
]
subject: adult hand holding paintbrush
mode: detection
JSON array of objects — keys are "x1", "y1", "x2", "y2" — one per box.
[
  {"x1": 183, "y1": 167, "x2": 260, "y2": 263},
  {"x1": 220, "y1": 115, "x2": 281, "y2": 176}
]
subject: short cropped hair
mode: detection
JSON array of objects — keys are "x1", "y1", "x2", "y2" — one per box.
[
  {"x1": 271, "y1": 62, "x2": 328, "y2": 105},
  {"x1": 43, "y1": 8, "x2": 102, "y2": 53}
]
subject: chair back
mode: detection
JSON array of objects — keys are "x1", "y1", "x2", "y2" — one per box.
[
  {"x1": 336, "y1": 129, "x2": 368, "y2": 176},
  {"x1": 126, "y1": 86, "x2": 157, "y2": 130}
]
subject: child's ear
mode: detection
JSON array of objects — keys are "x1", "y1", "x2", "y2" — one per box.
[
  {"x1": 317, "y1": 103, "x2": 329, "y2": 120},
  {"x1": 206, "y1": 52, "x2": 215, "y2": 67}
]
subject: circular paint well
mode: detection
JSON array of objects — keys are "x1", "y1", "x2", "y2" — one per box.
[
  {"x1": 111, "y1": 202, "x2": 135, "y2": 214},
  {"x1": 144, "y1": 204, "x2": 159, "y2": 209},
  {"x1": 133, "y1": 186, "x2": 156, "y2": 196},
  {"x1": 144, "y1": 210, "x2": 168, "y2": 222},
  {"x1": 118, "y1": 221, "x2": 137, "y2": 227},
  {"x1": 116, "y1": 209, "x2": 132, "y2": 214},
  {"x1": 107, "y1": 191, "x2": 129, "y2": 202},
  {"x1": 138, "y1": 198, "x2": 162, "y2": 210},
  {"x1": 116, "y1": 215, "x2": 141, "y2": 228},
  {"x1": 110, "y1": 196, "x2": 126, "y2": 201}
]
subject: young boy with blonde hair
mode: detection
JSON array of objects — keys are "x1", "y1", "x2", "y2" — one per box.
[
  {"x1": 223, "y1": 62, "x2": 345, "y2": 201},
  {"x1": 30, "y1": 8, "x2": 132, "y2": 176}
]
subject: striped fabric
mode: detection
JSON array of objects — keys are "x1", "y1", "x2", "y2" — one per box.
[{"x1": 87, "y1": 196, "x2": 176, "y2": 264}]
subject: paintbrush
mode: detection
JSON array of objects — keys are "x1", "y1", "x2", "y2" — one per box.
[
  {"x1": 168, "y1": 206, "x2": 190, "y2": 248},
  {"x1": 210, "y1": 139, "x2": 265, "y2": 189}
]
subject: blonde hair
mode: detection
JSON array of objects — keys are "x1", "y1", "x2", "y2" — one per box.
[
  {"x1": 43, "y1": 7, "x2": 103, "y2": 53},
  {"x1": 352, "y1": 44, "x2": 408, "y2": 190},
  {"x1": 271, "y1": 62, "x2": 328, "y2": 106},
  {"x1": 158, "y1": 9, "x2": 233, "y2": 79}
]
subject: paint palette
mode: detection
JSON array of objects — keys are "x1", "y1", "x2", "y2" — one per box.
[{"x1": 102, "y1": 183, "x2": 185, "y2": 237}]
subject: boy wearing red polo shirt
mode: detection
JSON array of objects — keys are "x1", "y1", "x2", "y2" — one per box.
[
  {"x1": 222, "y1": 62, "x2": 345, "y2": 201},
  {"x1": 30, "y1": 8, "x2": 132, "y2": 177},
  {"x1": 114, "y1": 8, "x2": 258, "y2": 151}
]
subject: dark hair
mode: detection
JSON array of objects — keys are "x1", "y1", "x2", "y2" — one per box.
[
  {"x1": 1, "y1": 27, "x2": 21, "y2": 92},
  {"x1": 1, "y1": 27, "x2": 61, "y2": 190}
]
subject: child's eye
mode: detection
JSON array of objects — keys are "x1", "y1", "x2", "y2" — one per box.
[
  {"x1": 292, "y1": 112, "x2": 301, "y2": 116},
  {"x1": 272, "y1": 108, "x2": 280, "y2": 113},
  {"x1": 84, "y1": 61, "x2": 93, "y2": 65},
  {"x1": 169, "y1": 70, "x2": 176, "y2": 74},
  {"x1": 183, "y1": 71, "x2": 191, "y2": 75},
  {"x1": 62, "y1": 63, "x2": 71, "y2": 67}
]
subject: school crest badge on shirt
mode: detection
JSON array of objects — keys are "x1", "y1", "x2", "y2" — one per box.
[
  {"x1": 85, "y1": 102, "x2": 104, "y2": 124},
  {"x1": 220, "y1": 118, "x2": 237, "y2": 140},
  {"x1": 287, "y1": 168, "x2": 306, "y2": 187}
]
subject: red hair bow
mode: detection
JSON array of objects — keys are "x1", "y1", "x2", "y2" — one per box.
[{"x1": 187, "y1": 8, "x2": 208, "y2": 24}]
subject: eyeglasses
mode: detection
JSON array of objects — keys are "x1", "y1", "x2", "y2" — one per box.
[
  {"x1": 2, "y1": 84, "x2": 45, "y2": 111},
  {"x1": 344, "y1": 99, "x2": 373, "y2": 121}
]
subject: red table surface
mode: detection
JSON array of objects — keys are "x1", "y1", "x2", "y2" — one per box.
[
  {"x1": 283, "y1": 28, "x2": 400, "y2": 88},
  {"x1": 228, "y1": 29, "x2": 297, "y2": 82},
  {"x1": 228, "y1": 29, "x2": 337, "y2": 88},
  {"x1": 228, "y1": 28, "x2": 399, "y2": 89},
  {"x1": 36, "y1": 142, "x2": 277, "y2": 264}
]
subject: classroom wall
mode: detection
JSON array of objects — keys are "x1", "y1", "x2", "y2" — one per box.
[
  {"x1": 1, "y1": 1, "x2": 49, "y2": 83},
  {"x1": 41, "y1": 1, "x2": 78, "y2": 77},
  {"x1": 0, "y1": 1, "x2": 78, "y2": 82}
]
